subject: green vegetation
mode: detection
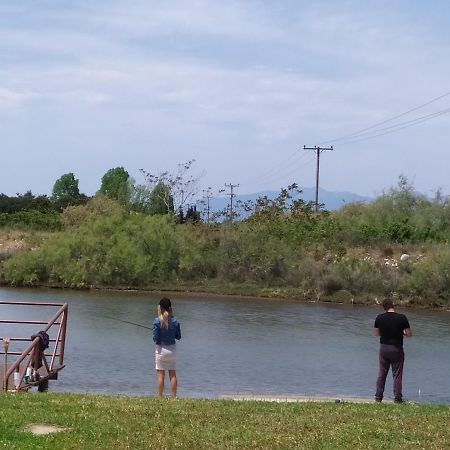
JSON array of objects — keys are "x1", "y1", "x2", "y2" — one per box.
[
  {"x1": 51, "y1": 172, "x2": 88, "y2": 211},
  {"x1": 98, "y1": 166, "x2": 131, "y2": 205},
  {"x1": 0, "y1": 210, "x2": 62, "y2": 231},
  {"x1": 0, "y1": 191, "x2": 54, "y2": 214},
  {"x1": 0, "y1": 394, "x2": 448, "y2": 449},
  {"x1": 1, "y1": 176, "x2": 450, "y2": 307},
  {"x1": 0, "y1": 191, "x2": 61, "y2": 231}
]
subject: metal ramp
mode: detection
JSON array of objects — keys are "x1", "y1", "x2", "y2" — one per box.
[{"x1": 1, "y1": 301, "x2": 68, "y2": 392}]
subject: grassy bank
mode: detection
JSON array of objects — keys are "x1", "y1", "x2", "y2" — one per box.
[
  {"x1": 0, "y1": 394, "x2": 449, "y2": 449},
  {"x1": 2, "y1": 179, "x2": 450, "y2": 309}
]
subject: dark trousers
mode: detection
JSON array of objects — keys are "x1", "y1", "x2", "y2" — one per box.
[{"x1": 375, "y1": 344, "x2": 404, "y2": 401}]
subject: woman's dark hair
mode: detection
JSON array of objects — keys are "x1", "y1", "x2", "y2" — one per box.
[
  {"x1": 158, "y1": 298, "x2": 173, "y2": 330},
  {"x1": 159, "y1": 297, "x2": 172, "y2": 312}
]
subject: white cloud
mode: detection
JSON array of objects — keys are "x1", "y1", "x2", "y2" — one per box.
[
  {"x1": 1, "y1": 1, "x2": 450, "y2": 196},
  {"x1": 0, "y1": 88, "x2": 33, "y2": 112},
  {"x1": 90, "y1": 0, "x2": 286, "y2": 42}
]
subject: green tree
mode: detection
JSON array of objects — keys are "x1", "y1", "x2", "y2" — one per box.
[
  {"x1": 148, "y1": 182, "x2": 174, "y2": 215},
  {"x1": 51, "y1": 173, "x2": 87, "y2": 210},
  {"x1": 128, "y1": 180, "x2": 153, "y2": 214},
  {"x1": 99, "y1": 167, "x2": 130, "y2": 204},
  {"x1": 52, "y1": 173, "x2": 80, "y2": 202},
  {"x1": 140, "y1": 160, "x2": 201, "y2": 212}
]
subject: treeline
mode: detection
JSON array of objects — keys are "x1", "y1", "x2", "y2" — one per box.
[
  {"x1": 0, "y1": 192, "x2": 64, "y2": 231},
  {"x1": 0, "y1": 164, "x2": 200, "y2": 230},
  {"x1": 1, "y1": 177, "x2": 450, "y2": 307}
]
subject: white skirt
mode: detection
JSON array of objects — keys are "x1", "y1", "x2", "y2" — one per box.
[{"x1": 155, "y1": 344, "x2": 177, "y2": 370}]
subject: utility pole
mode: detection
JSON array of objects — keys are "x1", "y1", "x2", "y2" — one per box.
[
  {"x1": 303, "y1": 145, "x2": 333, "y2": 212},
  {"x1": 224, "y1": 183, "x2": 239, "y2": 222},
  {"x1": 202, "y1": 188, "x2": 213, "y2": 223}
]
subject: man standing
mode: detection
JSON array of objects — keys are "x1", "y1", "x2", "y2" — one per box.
[{"x1": 374, "y1": 299, "x2": 412, "y2": 403}]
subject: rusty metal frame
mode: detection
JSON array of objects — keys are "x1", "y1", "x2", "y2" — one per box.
[{"x1": 0, "y1": 301, "x2": 68, "y2": 392}]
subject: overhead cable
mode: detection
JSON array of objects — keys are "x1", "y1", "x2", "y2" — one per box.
[{"x1": 318, "y1": 90, "x2": 450, "y2": 145}]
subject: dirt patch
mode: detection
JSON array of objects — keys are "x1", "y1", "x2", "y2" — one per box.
[
  {"x1": 0, "y1": 239, "x2": 25, "y2": 252},
  {"x1": 0, "y1": 235, "x2": 27, "y2": 260},
  {"x1": 23, "y1": 423, "x2": 70, "y2": 435}
]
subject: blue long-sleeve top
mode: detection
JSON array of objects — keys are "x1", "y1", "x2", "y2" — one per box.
[{"x1": 152, "y1": 317, "x2": 181, "y2": 345}]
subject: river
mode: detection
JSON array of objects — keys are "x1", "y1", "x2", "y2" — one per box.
[{"x1": 1, "y1": 287, "x2": 449, "y2": 404}]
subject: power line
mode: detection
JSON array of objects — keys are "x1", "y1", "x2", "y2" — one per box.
[
  {"x1": 241, "y1": 151, "x2": 313, "y2": 190},
  {"x1": 243, "y1": 149, "x2": 307, "y2": 186},
  {"x1": 238, "y1": 91, "x2": 450, "y2": 196},
  {"x1": 318, "y1": 90, "x2": 450, "y2": 145},
  {"x1": 339, "y1": 107, "x2": 450, "y2": 145},
  {"x1": 261, "y1": 152, "x2": 317, "y2": 185}
]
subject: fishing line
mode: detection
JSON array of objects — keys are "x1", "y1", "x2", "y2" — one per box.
[{"x1": 101, "y1": 314, "x2": 152, "y2": 331}]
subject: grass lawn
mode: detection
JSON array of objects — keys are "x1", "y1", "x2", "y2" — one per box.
[{"x1": 0, "y1": 394, "x2": 449, "y2": 449}]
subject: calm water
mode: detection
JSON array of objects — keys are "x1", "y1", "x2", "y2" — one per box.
[{"x1": 1, "y1": 287, "x2": 449, "y2": 404}]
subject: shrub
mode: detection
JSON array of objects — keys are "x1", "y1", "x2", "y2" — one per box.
[
  {"x1": 1, "y1": 214, "x2": 180, "y2": 287},
  {"x1": 331, "y1": 256, "x2": 388, "y2": 295},
  {"x1": 399, "y1": 250, "x2": 450, "y2": 306},
  {"x1": 0, "y1": 211, "x2": 61, "y2": 231},
  {"x1": 61, "y1": 195, "x2": 124, "y2": 229}
]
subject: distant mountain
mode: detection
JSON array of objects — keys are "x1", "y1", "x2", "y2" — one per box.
[{"x1": 204, "y1": 187, "x2": 371, "y2": 217}]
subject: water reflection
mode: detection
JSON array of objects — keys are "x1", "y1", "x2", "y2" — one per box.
[{"x1": 1, "y1": 287, "x2": 449, "y2": 403}]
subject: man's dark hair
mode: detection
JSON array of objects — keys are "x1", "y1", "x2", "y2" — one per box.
[{"x1": 382, "y1": 299, "x2": 394, "y2": 311}]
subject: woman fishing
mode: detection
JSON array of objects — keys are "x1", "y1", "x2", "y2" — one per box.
[{"x1": 152, "y1": 297, "x2": 181, "y2": 397}]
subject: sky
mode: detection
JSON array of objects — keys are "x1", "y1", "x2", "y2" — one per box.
[{"x1": 1, "y1": 0, "x2": 450, "y2": 199}]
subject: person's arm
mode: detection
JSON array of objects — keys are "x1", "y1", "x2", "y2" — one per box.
[
  {"x1": 175, "y1": 322, "x2": 181, "y2": 340},
  {"x1": 403, "y1": 317, "x2": 412, "y2": 337},
  {"x1": 373, "y1": 316, "x2": 380, "y2": 336},
  {"x1": 152, "y1": 320, "x2": 161, "y2": 344}
]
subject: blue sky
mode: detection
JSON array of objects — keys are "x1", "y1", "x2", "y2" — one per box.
[{"x1": 1, "y1": 1, "x2": 450, "y2": 198}]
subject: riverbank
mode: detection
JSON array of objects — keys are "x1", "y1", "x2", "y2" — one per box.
[
  {"x1": 1, "y1": 224, "x2": 450, "y2": 310},
  {"x1": 3, "y1": 280, "x2": 449, "y2": 312},
  {"x1": 1, "y1": 393, "x2": 449, "y2": 449}
]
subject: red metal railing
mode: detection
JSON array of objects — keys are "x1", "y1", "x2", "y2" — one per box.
[{"x1": 1, "y1": 301, "x2": 68, "y2": 392}]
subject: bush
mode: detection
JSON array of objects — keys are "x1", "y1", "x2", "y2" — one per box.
[
  {"x1": 0, "y1": 211, "x2": 61, "y2": 231},
  {"x1": 2, "y1": 214, "x2": 180, "y2": 287},
  {"x1": 61, "y1": 195, "x2": 124, "y2": 229},
  {"x1": 399, "y1": 250, "x2": 450, "y2": 306},
  {"x1": 331, "y1": 256, "x2": 388, "y2": 295},
  {"x1": 177, "y1": 224, "x2": 219, "y2": 279}
]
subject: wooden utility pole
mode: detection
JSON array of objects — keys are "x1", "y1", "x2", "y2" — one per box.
[
  {"x1": 202, "y1": 188, "x2": 213, "y2": 223},
  {"x1": 303, "y1": 145, "x2": 333, "y2": 212},
  {"x1": 224, "y1": 183, "x2": 239, "y2": 221}
]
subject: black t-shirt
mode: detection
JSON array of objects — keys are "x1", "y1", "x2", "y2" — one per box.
[{"x1": 374, "y1": 312, "x2": 410, "y2": 346}]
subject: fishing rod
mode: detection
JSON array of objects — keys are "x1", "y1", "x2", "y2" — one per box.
[{"x1": 101, "y1": 315, "x2": 152, "y2": 331}]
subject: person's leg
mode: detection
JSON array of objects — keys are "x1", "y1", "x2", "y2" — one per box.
[
  {"x1": 168, "y1": 370, "x2": 177, "y2": 398},
  {"x1": 157, "y1": 370, "x2": 165, "y2": 397},
  {"x1": 391, "y1": 348, "x2": 405, "y2": 402},
  {"x1": 375, "y1": 346, "x2": 390, "y2": 402}
]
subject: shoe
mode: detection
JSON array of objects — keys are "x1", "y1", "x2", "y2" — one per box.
[
  {"x1": 394, "y1": 399, "x2": 404, "y2": 404},
  {"x1": 374, "y1": 398, "x2": 382, "y2": 403}
]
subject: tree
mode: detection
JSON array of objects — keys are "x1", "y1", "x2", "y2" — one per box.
[
  {"x1": 0, "y1": 191, "x2": 54, "y2": 213},
  {"x1": 128, "y1": 181, "x2": 153, "y2": 214},
  {"x1": 140, "y1": 160, "x2": 202, "y2": 213},
  {"x1": 98, "y1": 167, "x2": 130, "y2": 204},
  {"x1": 50, "y1": 173, "x2": 88, "y2": 210},
  {"x1": 52, "y1": 173, "x2": 80, "y2": 202},
  {"x1": 148, "y1": 182, "x2": 174, "y2": 215},
  {"x1": 185, "y1": 205, "x2": 201, "y2": 223}
]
